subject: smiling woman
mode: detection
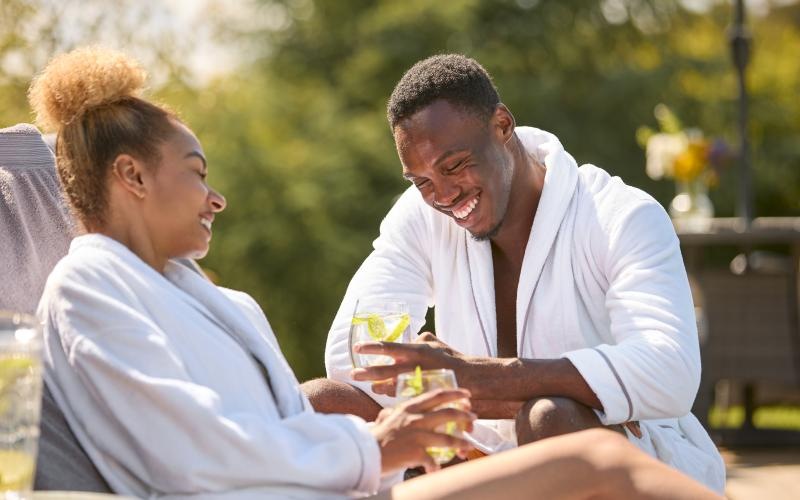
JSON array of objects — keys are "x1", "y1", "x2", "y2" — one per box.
[{"x1": 28, "y1": 46, "x2": 226, "y2": 272}]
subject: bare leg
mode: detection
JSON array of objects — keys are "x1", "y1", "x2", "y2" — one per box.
[
  {"x1": 374, "y1": 429, "x2": 721, "y2": 500},
  {"x1": 300, "y1": 378, "x2": 382, "y2": 421},
  {"x1": 515, "y1": 396, "x2": 624, "y2": 444}
]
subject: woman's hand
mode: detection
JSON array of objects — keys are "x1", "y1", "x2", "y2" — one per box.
[{"x1": 370, "y1": 388, "x2": 475, "y2": 474}]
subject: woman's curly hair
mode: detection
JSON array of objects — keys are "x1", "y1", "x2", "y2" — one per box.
[{"x1": 28, "y1": 46, "x2": 177, "y2": 229}]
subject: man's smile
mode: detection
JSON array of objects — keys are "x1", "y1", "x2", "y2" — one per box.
[{"x1": 446, "y1": 193, "x2": 480, "y2": 221}]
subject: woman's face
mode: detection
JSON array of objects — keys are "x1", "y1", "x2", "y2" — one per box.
[{"x1": 142, "y1": 122, "x2": 226, "y2": 261}]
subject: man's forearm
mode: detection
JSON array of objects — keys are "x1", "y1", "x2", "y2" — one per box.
[{"x1": 459, "y1": 357, "x2": 602, "y2": 410}]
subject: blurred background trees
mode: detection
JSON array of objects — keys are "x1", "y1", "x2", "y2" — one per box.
[{"x1": 2, "y1": 0, "x2": 798, "y2": 379}]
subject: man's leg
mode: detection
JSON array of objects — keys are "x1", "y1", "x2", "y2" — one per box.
[
  {"x1": 300, "y1": 378, "x2": 382, "y2": 421},
  {"x1": 514, "y1": 396, "x2": 624, "y2": 444},
  {"x1": 375, "y1": 429, "x2": 722, "y2": 500}
]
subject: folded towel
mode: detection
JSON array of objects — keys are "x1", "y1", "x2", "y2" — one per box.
[{"x1": 0, "y1": 123, "x2": 75, "y2": 314}]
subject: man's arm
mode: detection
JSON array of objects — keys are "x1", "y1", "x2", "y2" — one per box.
[{"x1": 351, "y1": 334, "x2": 600, "y2": 410}]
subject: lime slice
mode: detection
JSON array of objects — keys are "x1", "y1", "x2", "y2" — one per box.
[
  {"x1": 407, "y1": 365, "x2": 424, "y2": 396},
  {"x1": 366, "y1": 315, "x2": 388, "y2": 340},
  {"x1": 0, "y1": 450, "x2": 35, "y2": 490},
  {"x1": 383, "y1": 313, "x2": 409, "y2": 343},
  {"x1": 0, "y1": 356, "x2": 34, "y2": 393}
]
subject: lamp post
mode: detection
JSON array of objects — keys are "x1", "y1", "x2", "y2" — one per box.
[{"x1": 729, "y1": 0, "x2": 753, "y2": 228}]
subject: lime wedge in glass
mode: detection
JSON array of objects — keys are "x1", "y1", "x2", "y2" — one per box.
[
  {"x1": 0, "y1": 356, "x2": 34, "y2": 393},
  {"x1": 0, "y1": 450, "x2": 35, "y2": 490}
]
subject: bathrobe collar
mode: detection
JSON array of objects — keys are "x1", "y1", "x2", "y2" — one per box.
[
  {"x1": 464, "y1": 127, "x2": 579, "y2": 356},
  {"x1": 69, "y1": 234, "x2": 306, "y2": 417}
]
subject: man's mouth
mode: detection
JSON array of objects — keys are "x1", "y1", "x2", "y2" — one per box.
[
  {"x1": 450, "y1": 194, "x2": 480, "y2": 220},
  {"x1": 200, "y1": 217, "x2": 213, "y2": 232}
]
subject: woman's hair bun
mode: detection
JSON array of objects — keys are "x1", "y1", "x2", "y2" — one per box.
[{"x1": 28, "y1": 46, "x2": 147, "y2": 131}]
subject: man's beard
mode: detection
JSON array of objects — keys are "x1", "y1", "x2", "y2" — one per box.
[{"x1": 470, "y1": 217, "x2": 504, "y2": 242}]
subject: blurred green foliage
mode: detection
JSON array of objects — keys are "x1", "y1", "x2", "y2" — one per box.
[{"x1": 2, "y1": 0, "x2": 799, "y2": 380}]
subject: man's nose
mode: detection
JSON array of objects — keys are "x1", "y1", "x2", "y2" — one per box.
[{"x1": 433, "y1": 178, "x2": 460, "y2": 208}]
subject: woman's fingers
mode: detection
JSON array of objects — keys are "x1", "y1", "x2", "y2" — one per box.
[
  {"x1": 406, "y1": 406, "x2": 476, "y2": 432},
  {"x1": 402, "y1": 388, "x2": 471, "y2": 413}
]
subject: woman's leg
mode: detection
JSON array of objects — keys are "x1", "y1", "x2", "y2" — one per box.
[{"x1": 374, "y1": 428, "x2": 722, "y2": 500}]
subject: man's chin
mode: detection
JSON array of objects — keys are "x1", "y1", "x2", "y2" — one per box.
[{"x1": 469, "y1": 219, "x2": 504, "y2": 242}]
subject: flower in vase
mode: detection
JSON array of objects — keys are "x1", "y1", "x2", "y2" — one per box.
[
  {"x1": 637, "y1": 104, "x2": 732, "y2": 231},
  {"x1": 636, "y1": 104, "x2": 731, "y2": 186}
]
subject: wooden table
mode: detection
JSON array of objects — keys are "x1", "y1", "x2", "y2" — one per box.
[{"x1": 676, "y1": 217, "x2": 800, "y2": 445}]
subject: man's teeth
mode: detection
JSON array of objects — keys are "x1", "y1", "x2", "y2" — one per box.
[
  {"x1": 452, "y1": 197, "x2": 479, "y2": 220},
  {"x1": 200, "y1": 219, "x2": 212, "y2": 231}
]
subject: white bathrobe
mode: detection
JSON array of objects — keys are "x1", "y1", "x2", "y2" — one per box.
[
  {"x1": 325, "y1": 127, "x2": 725, "y2": 493},
  {"x1": 39, "y1": 234, "x2": 381, "y2": 499}
]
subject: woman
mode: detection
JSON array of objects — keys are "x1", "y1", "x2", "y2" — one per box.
[{"x1": 33, "y1": 47, "x2": 721, "y2": 500}]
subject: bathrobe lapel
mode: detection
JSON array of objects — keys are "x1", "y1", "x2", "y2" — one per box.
[
  {"x1": 164, "y1": 261, "x2": 306, "y2": 418},
  {"x1": 464, "y1": 235, "x2": 496, "y2": 356},
  {"x1": 461, "y1": 128, "x2": 579, "y2": 358},
  {"x1": 514, "y1": 129, "x2": 579, "y2": 356}
]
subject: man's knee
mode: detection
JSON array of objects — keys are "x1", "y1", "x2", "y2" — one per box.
[
  {"x1": 300, "y1": 378, "x2": 382, "y2": 420},
  {"x1": 515, "y1": 397, "x2": 602, "y2": 445}
]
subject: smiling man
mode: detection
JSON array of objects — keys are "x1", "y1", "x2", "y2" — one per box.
[{"x1": 315, "y1": 54, "x2": 725, "y2": 493}]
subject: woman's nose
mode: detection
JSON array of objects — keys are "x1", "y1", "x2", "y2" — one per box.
[{"x1": 209, "y1": 188, "x2": 226, "y2": 212}]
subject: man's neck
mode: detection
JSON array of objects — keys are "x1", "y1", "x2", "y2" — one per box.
[{"x1": 490, "y1": 138, "x2": 545, "y2": 263}]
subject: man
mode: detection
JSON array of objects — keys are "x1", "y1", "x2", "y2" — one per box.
[{"x1": 312, "y1": 54, "x2": 725, "y2": 492}]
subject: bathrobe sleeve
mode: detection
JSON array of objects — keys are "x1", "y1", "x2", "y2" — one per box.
[
  {"x1": 563, "y1": 199, "x2": 701, "y2": 425},
  {"x1": 46, "y1": 267, "x2": 381, "y2": 496},
  {"x1": 325, "y1": 188, "x2": 434, "y2": 406}
]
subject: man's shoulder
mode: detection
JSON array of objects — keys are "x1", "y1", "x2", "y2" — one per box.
[
  {"x1": 576, "y1": 164, "x2": 662, "y2": 218},
  {"x1": 573, "y1": 164, "x2": 673, "y2": 251}
]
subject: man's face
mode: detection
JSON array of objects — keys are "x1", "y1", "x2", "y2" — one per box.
[{"x1": 394, "y1": 99, "x2": 513, "y2": 240}]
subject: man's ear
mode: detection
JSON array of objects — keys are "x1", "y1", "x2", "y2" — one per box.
[
  {"x1": 110, "y1": 154, "x2": 146, "y2": 199},
  {"x1": 493, "y1": 103, "x2": 516, "y2": 144}
]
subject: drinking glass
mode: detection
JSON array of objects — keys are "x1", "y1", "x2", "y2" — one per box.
[
  {"x1": 348, "y1": 298, "x2": 411, "y2": 368},
  {"x1": 0, "y1": 312, "x2": 42, "y2": 500},
  {"x1": 396, "y1": 368, "x2": 464, "y2": 465}
]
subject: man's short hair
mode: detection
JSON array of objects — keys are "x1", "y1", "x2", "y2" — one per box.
[{"x1": 387, "y1": 54, "x2": 500, "y2": 129}]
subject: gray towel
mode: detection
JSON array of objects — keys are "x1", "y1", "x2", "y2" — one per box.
[
  {"x1": 0, "y1": 123, "x2": 110, "y2": 492},
  {"x1": 0, "y1": 123, "x2": 75, "y2": 315}
]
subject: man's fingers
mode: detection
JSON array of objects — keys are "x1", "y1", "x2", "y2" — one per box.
[
  {"x1": 371, "y1": 379, "x2": 396, "y2": 395},
  {"x1": 354, "y1": 341, "x2": 415, "y2": 356},
  {"x1": 351, "y1": 363, "x2": 415, "y2": 382}
]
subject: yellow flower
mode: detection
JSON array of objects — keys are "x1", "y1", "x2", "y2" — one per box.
[{"x1": 672, "y1": 140, "x2": 709, "y2": 182}]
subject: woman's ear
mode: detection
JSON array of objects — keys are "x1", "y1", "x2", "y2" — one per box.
[{"x1": 110, "y1": 154, "x2": 146, "y2": 199}]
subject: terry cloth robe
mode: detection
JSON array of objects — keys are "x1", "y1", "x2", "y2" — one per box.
[
  {"x1": 325, "y1": 127, "x2": 726, "y2": 493},
  {"x1": 39, "y1": 234, "x2": 381, "y2": 499}
]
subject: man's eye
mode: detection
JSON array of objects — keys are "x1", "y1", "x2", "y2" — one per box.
[
  {"x1": 414, "y1": 180, "x2": 430, "y2": 189},
  {"x1": 447, "y1": 160, "x2": 468, "y2": 173}
]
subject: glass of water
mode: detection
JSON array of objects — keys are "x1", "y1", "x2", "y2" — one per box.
[
  {"x1": 396, "y1": 368, "x2": 465, "y2": 465},
  {"x1": 0, "y1": 312, "x2": 42, "y2": 499},
  {"x1": 349, "y1": 298, "x2": 411, "y2": 368}
]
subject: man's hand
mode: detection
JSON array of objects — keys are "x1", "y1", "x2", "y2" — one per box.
[
  {"x1": 370, "y1": 388, "x2": 476, "y2": 474},
  {"x1": 351, "y1": 332, "x2": 467, "y2": 396}
]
